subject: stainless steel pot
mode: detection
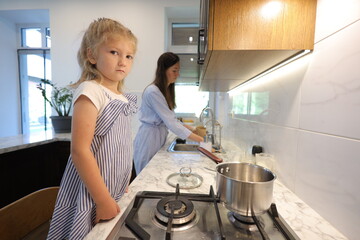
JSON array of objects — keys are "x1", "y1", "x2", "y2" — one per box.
[{"x1": 216, "y1": 162, "x2": 276, "y2": 216}]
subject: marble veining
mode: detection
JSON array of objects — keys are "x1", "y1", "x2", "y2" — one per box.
[{"x1": 84, "y1": 133, "x2": 348, "y2": 240}]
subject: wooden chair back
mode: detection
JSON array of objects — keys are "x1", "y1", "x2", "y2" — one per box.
[{"x1": 0, "y1": 186, "x2": 59, "y2": 240}]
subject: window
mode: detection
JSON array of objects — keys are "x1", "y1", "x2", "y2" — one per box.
[
  {"x1": 21, "y1": 28, "x2": 42, "y2": 47},
  {"x1": 20, "y1": 25, "x2": 50, "y2": 48},
  {"x1": 18, "y1": 25, "x2": 51, "y2": 134},
  {"x1": 175, "y1": 85, "x2": 209, "y2": 118}
]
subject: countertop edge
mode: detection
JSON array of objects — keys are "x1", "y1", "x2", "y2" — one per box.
[{"x1": 0, "y1": 132, "x2": 71, "y2": 154}]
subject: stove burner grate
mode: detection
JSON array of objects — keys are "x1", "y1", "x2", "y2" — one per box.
[
  {"x1": 152, "y1": 209, "x2": 200, "y2": 231},
  {"x1": 228, "y1": 212, "x2": 264, "y2": 232},
  {"x1": 155, "y1": 196, "x2": 195, "y2": 225},
  {"x1": 123, "y1": 184, "x2": 226, "y2": 240}
]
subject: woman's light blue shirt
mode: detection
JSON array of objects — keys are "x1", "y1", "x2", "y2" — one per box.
[{"x1": 133, "y1": 85, "x2": 191, "y2": 174}]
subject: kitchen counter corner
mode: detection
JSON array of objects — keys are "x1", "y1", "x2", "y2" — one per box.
[{"x1": 0, "y1": 131, "x2": 71, "y2": 154}]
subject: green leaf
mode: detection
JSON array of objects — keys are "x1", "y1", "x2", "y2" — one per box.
[{"x1": 37, "y1": 79, "x2": 73, "y2": 116}]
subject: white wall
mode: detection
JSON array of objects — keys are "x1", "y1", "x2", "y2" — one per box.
[
  {"x1": 0, "y1": 0, "x2": 199, "y2": 137},
  {"x1": 0, "y1": 15, "x2": 21, "y2": 137},
  {"x1": 221, "y1": 1, "x2": 360, "y2": 239},
  {"x1": 49, "y1": 1, "x2": 166, "y2": 92}
]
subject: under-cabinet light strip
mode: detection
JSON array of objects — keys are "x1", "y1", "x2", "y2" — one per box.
[{"x1": 228, "y1": 49, "x2": 311, "y2": 96}]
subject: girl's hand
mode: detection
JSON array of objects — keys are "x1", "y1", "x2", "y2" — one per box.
[{"x1": 95, "y1": 197, "x2": 120, "y2": 224}]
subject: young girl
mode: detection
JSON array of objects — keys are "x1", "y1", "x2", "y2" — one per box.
[
  {"x1": 133, "y1": 52, "x2": 204, "y2": 175},
  {"x1": 47, "y1": 18, "x2": 138, "y2": 239}
]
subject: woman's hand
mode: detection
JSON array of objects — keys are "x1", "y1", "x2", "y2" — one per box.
[
  {"x1": 188, "y1": 132, "x2": 204, "y2": 142},
  {"x1": 95, "y1": 196, "x2": 120, "y2": 224}
]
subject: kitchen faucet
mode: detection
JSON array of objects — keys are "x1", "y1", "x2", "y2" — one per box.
[
  {"x1": 199, "y1": 106, "x2": 214, "y2": 126},
  {"x1": 199, "y1": 107, "x2": 215, "y2": 140},
  {"x1": 199, "y1": 107, "x2": 222, "y2": 151},
  {"x1": 204, "y1": 119, "x2": 222, "y2": 151}
]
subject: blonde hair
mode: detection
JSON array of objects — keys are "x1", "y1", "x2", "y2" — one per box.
[{"x1": 72, "y1": 18, "x2": 137, "y2": 91}]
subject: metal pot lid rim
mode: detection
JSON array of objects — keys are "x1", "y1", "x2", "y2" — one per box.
[{"x1": 216, "y1": 162, "x2": 277, "y2": 184}]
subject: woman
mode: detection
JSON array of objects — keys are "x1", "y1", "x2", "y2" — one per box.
[{"x1": 133, "y1": 52, "x2": 203, "y2": 175}]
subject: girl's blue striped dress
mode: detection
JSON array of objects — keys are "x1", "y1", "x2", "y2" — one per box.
[{"x1": 47, "y1": 89, "x2": 137, "y2": 240}]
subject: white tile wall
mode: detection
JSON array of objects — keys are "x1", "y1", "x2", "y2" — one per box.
[
  {"x1": 314, "y1": 0, "x2": 360, "y2": 43},
  {"x1": 300, "y1": 20, "x2": 360, "y2": 139},
  {"x1": 220, "y1": 1, "x2": 360, "y2": 239},
  {"x1": 296, "y1": 132, "x2": 360, "y2": 240}
]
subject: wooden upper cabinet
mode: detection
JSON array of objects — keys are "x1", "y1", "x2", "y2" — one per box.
[{"x1": 200, "y1": 0, "x2": 317, "y2": 91}]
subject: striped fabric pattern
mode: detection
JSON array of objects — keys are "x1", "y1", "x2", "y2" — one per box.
[{"x1": 47, "y1": 93, "x2": 137, "y2": 240}]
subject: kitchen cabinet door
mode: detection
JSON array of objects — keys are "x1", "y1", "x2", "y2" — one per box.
[
  {"x1": 0, "y1": 141, "x2": 70, "y2": 208},
  {"x1": 199, "y1": 0, "x2": 317, "y2": 91}
]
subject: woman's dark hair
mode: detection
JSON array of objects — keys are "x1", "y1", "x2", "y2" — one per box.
[{"x1": 152, "y1": 52, "x2": 179, "y2": 110}]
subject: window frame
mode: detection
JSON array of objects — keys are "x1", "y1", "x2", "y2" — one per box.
[
  {"x1": 17, "y1": 23, "x2": 50, "y2": 49},
  {"x1": 17, "y1": 23, "x2": 51, "y2": 134}
]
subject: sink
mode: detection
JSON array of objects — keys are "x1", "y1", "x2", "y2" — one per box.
[
  {"x1": 167, "y1": 139, "x2": 199, "y2": 153},
  {"x1": 172, "y1": 144, "x2": 199, "y2": 152},
  {"x1": 167, "y1": 138, "x2": 225, "y2": 153}
]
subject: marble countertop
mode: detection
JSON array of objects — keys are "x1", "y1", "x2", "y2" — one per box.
[
  {"x1": 85, "y1": 134, "x2": 348, "y2": 240},
  {"x1": 0, "y1": 131, "x2": 71, "y2": 154}
]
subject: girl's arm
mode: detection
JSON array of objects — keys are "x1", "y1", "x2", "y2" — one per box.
[{"x1": 71, "y1": 95, "x2": 120, "y2": 223}]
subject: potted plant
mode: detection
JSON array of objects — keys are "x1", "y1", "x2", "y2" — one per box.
[{"x1": 37, "y1": 79, "x2": 73, "y2": 133}]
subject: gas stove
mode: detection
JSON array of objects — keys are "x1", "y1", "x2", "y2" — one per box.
[{"x1": 110, "y1": 185, "x2": 300, "y2": 240}]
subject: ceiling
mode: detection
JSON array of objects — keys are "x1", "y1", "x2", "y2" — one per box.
[{"x1": 0, "y1": 9, "x2": 49, "y2": 24}]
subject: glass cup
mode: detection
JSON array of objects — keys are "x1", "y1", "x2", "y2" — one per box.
[{"x1": 255, "y1": 153, "x2": 275, "y2": 172}]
